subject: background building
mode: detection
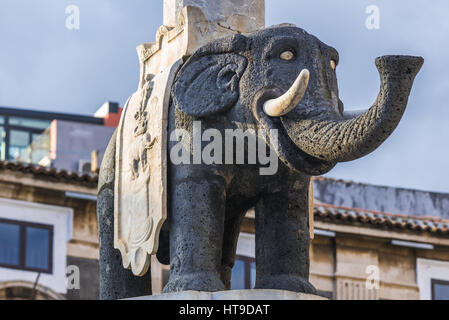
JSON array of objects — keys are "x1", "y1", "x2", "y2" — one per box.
[
  {"x1": 0, "y1": 102, "x2": 119, "y2": 299},
  {"x1": 150, "y1": 177, "x2": 449, "y2": 300},
  {"x1": 0, "y1": 103, "x2": 448, "y2": 300},
  {"x1": 0, "y1": 102, "x2": 121, "y2": 172},
  {"x1": 0, "y1": 162, "x2": 98, "y2": 300}
]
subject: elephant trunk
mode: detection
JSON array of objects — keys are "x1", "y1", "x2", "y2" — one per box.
[{"x1": 284, "y1": 55, "x2": 424, "y2": 162}]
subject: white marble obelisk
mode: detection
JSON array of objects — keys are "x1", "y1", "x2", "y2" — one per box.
[{"x1": 163, "y1": 0, "x2": 265, "y2": 30}]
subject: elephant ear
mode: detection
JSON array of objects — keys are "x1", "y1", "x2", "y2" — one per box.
[{"x1": 172, "y1": 52, "x2": 248, "y2": 117}]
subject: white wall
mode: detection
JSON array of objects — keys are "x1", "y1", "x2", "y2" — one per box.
[
  {"x1": 0, "y1": 198, "x2": 73, "y2": 294},
  {"x1": 416, "y1": 258, "x2": 449, "y2": 300},
  {"x1": 53, "y1": 120, "x2": 115, "y2": 172}
]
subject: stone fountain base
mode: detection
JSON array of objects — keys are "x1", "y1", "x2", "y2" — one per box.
[{"x1": 127, "y1": 289, "x2": 327, "y2": 300}]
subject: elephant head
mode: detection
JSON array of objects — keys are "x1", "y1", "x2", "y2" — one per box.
[{"x1": 172, "y1": 26, "x2": 423, "y2": 175}]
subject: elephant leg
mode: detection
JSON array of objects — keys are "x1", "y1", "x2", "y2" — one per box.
[
  {"x1": 163, "y1": 172, "x2": 227, "y2": 293},
  {"x1": 97, "y1": 130, "x2": 152, "y2": 299},
  {"x1": 254, "y1": 176, "x2": 316, "y2": 294},
  {"x1": 220, "y1": 209, "x2": 247, "y2": 289}
]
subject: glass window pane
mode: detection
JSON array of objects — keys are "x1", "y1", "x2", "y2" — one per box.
[
  {"x1": 25, "y1": 227, "x2": 50, "y2": 270},
  {"x1": 9, "y1": 117, "x2": 50, "y2": 130},
  {"x1": 433, "y1": 282, "x2": 449, "y2": 300},
  {"x1": 0, "y1": 126, "x2": 5, "y2": 161},
  {"x1": 0, "y1": 222, "x2": 21, "y2": 266},
  {"x1": 231, "y1": 259, "x2": 246, "y2": 290},
  {"x1": 30, "y1": 132, "x2": 50, "y2": 165},
  {"x1": 9, "y1": 130, "x2": 30, "y2": 161},
  {"x1": 0, "y1": 116, "x2": 4, "y2": 124},
  {"x1": 250, "y1": 261, "x2": 256, "y2": 289}
]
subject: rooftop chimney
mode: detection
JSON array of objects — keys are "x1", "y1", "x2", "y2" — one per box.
[{"x1": 94, "y1": 101, "x2": 123, "y2": 127}]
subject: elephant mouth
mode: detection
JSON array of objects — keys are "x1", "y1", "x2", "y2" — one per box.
[{"x1": 253, "y1": 88, "x2": 336, "y2": 175}]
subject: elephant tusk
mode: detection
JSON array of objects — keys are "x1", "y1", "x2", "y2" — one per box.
[{"x1": 263, "y1": 69, "x2": 310, "y2": 117}]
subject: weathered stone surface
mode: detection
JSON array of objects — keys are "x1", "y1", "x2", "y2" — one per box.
[
  {"x1": 98, "y1": 131, "x2": 152, "y2": 299},
  {"x1": 314, "y1": 177, "x2": 449, "y2": 219},
  {"x1": 128, "y1": 289, "x2": 327, "y2": 300},
  {"x1": 114, "y1": 60, "x2": 182, "y2": 277},
  {"x1": 100, "y1": 2, "x2": 423, "y2": 298},
  {"x1": 163, "y1": 0, "x2": 265, "y2": 31},
  {"x1": 66, "y1": 256, "x2": 99, "y2": 300},
  {"x1": 281, "y1": 55, "x2": 423, "y2": 163},
  {"x1": 166, "y1": 27, "x2": 422, "y2": 294},
  {"x1": 114, "y1": 1, "x2": 267, "y2": 278},
  {"x1": 138, "y1": 3, "x2": 265, "y2": 86}
]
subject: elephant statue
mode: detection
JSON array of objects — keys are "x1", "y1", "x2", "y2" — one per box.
[{"x1": 98, "y1": 25, "x2": 423, "y2": 298}]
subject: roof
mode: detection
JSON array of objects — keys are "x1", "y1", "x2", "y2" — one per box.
[
  {"x1": 314, "y1": 203, "x2": 449, "y2": 236},
  {"x1": 314, "y1": 175, "x2": 447, "y2": 195},
  {"x1": 1, "y1": 160, "x2": 448, "y2": 236},
  {"x1": 0, "y1": 106, "x2": 104, "y2": 125},
  {"x1": 0, "y1": 160, "x2": 98, "y2": 185},
  {"x1": 313, "y1": 176, "x2": 449, "y2": 220}
]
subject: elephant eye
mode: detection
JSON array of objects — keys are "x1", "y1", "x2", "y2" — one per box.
[
  {"x1": 330, "y1": 59, "x2": 337, "y2": 70},
  {"x1": 280, "y1": 50, "x2": 295, "y2": 61}
]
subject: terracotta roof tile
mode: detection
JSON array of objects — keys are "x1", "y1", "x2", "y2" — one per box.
[
  {"x1": 314, "y1": 203, "x2": 449, "y2": 236},
  {"x1": 0, "y1": 160, "x2": 98, "y2": 184},
  {"x1": 1, "y1": 161, "x2": 448, "y2": 236}
]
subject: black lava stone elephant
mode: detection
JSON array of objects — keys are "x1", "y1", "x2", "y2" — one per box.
[{"x1": 98, "y1": 26, "x2": 423, "y2": 298}]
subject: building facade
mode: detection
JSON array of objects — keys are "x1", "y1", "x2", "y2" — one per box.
[
  {"x1": 0, "y1": 162, "x2": 98, "y2": 299},
  {"x1": 0, "y1": 102, "x2": 121, "y2": 171},
  {"x1": 0, "y1": 102, "x2": 119, "y2": 299},
  {"x1": 148, "y1": 179, "x2": 449, "y2": 300},
  {"x1": 1, "y1": 162, "x2": 448, "y2": 300},
  {"x1": 0, "y1": 104, "x2": 448, "y2": 300}
]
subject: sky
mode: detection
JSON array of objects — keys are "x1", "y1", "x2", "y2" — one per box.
[{"x1": 0, "y1": 0, "x2": 448, "y2": 193}]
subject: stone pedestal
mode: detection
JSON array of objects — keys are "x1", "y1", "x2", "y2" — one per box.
[{"x1": 127, "y1": 289, "x2": 327, "y2": 300}]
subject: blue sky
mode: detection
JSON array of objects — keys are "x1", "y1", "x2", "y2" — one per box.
[{"x1": 0, "y1": 0, "x2": 448, "y2": 193}]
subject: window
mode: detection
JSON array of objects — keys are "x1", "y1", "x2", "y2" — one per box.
[
  {"x1": 432, "y1": 279, "x2": 449, "y2": 300},
  {"x1": 0, "y1": 116, "x2": 5, "y2": 160},
  {"x1": 14, "y1": 130, "x2": 51, "y2": 165},
  {"x1": 9, "y1": 129, "x2": 29, "y2": 160},
  {"x1": 417, "y1": 258, "x2": 449, "y2": 300},
  {"x1": 8, "y1": 117, "x2": 51, "y2": 130},
  {"x1": 0, "y1": 223, "x2": 20, "y2": 266},
  {"x1": 231, "y1": 255, "x2": 256, "y2": 290},
  {"x1": 0, "y1": 218, "x2": 53, "y2": 273},
  {"x1": 0, "y1": 115, "x2": 51, "y2": 164}
]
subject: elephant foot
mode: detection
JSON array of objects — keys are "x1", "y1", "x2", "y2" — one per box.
[
  {"x1": 255, "y1": 274, "x2": 317, "y2": 294},
  {"x1": 163, "y1": 272, "x2": 226, "y2": 293}
]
